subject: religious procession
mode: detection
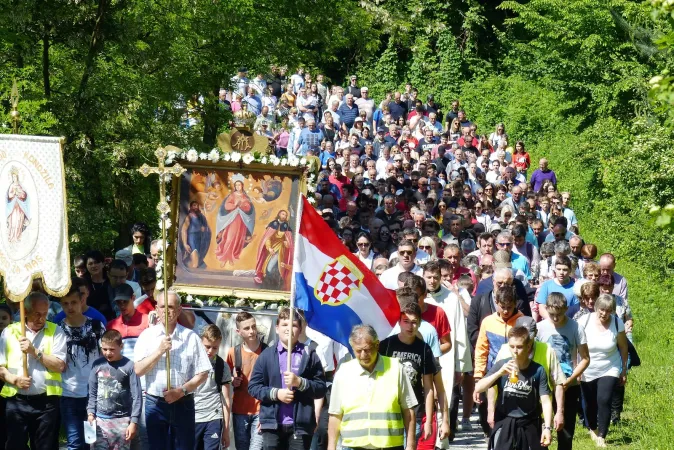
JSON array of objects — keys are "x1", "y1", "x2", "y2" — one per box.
[{"x1": 0, "y1": 59, "x2": 651, "y2": 450}]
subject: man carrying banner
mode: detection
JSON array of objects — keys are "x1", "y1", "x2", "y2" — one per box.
[
  {"x1": 0, "y1": 291, "x2": 67, "y2": 450},
  {"x1": 328, "y1": 324, "x2": 417, "y2": 450}
]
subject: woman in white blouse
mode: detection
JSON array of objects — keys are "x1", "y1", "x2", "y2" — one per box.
[
  {"x1": 354, "y1": 232, "x2": 376, "y2": 270},
  {"x1": 579, "y1": 294, "x2": 629, "y2": 448}
]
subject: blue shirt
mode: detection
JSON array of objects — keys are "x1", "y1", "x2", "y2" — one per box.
[
  {"x1": 337, "y1": 103, "x2": 359, "y2": 128},
  {"x1": 245, "y1": 94, "x2": 262, "y2": 116},
  {"x1": 53, "y1": 306, "x2": 108, "y2": 327},
  {"x1": 320, "y1": 150, "x2": 336, "y2": 168},
  {"x1": 277, "y1": 340, "x2": 304, "y2": 425},
  {"x1": 296, "y1": 128, "x2": 324, "y2": 156},
  {"x1": 536, "y1": 279, "x2": 580, "y2": 317},
  {"x1": 511, "y1": 252, "x2": 531, "y2": 279}
]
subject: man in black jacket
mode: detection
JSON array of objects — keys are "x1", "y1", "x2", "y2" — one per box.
[{"x1": 467, "y1": 268, "x2": 532, "y2": 350}]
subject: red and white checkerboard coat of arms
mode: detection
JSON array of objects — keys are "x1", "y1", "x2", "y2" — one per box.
[{"x1": 314, "y1": 255, "x2": 364, "y2": 306}]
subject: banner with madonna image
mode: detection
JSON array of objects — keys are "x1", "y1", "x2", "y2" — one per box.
[{"x1": 0, "y1": 135, "x2": 70, "y2": 301}]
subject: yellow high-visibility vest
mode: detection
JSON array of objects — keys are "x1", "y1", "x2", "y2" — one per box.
[
  {"x1": 339, "y1": 356, "x2": 405, "y2": 448},
  {"x1": 1, "y1": 322, "x2": 62, "y2": 397}
]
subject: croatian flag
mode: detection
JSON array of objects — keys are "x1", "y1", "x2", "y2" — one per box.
[{"x1": 294, "y1": 197, "x2": 400, "y2": 351}]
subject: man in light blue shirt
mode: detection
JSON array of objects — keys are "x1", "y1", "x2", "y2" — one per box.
[{"x1": 295, "y1": 119, "x2": 324, "y2": 156}]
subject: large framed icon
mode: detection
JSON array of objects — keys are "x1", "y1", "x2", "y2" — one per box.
[{"x1": 168, "y1": 161, "x2": 304, "y2": 301}]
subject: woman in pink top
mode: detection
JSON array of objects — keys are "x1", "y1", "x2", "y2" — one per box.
[{"x1": 273, "y1": 119, "x2": 290, "y2": 157}]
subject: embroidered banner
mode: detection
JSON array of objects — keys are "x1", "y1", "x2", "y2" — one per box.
[{"x1": 0, "y1": 135, "x2": 70, "y2": 300}]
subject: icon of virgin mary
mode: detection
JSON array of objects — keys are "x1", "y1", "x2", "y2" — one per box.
[
  {"x1": 6, "y1": 167, "x2": 30, "y2": 244},
  {"x1": 214, "y1": 174, "x2": 256, "y2": 267}
]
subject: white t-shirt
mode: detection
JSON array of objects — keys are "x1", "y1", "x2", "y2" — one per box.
[
  {"x1": 379, "y1": 264, "x2": 423, "y2": 290},
  {"x1": 579, "y1": 313, "x2": 624, "y2": 382}
]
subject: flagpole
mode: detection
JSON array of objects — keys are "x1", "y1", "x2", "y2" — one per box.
[{"x1": 287, "y1": 195, "x2": 304, "y2": 371}]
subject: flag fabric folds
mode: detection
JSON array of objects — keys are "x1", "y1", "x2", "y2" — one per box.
[{"x1": 293, "y1": 196, "x2": 400, "y2": 351}]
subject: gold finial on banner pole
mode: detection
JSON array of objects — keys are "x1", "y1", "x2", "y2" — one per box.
[
  {"x1": 10, "y1": 79, "x2": 20, "y2": 134},
  {"x1": 138, "y1": 147, "x2": 186, "y2": 389}
]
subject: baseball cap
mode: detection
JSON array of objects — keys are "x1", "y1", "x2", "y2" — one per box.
[
  {"x1": 321, "y1": 208, "x2": 334, "y2": 216},
  {"x1": 377, "y1": 126, "x2": 386, "y2": 133},
  {"x1": 239, "y1": 67, "x2": 248, "y2": 73},
  {"x1": 113, "y1": 283, "x2": 134, "y2": 302},
  {"x1": 493, "y1": 250, "x2": 512, "y2": 269},
  {"x1": 115, "y1": 249, "x2": 133, "y2": 266},
  {"x1": 355, "y1": 117, "x2": 363, "y2": 123},
  {"x1": 515, "y1": 316, "x2": 537, "y2": 339}
]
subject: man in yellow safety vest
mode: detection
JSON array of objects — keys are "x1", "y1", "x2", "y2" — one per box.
[
  {"x1": 327, "y1": 324, "x2": 418, "y2": 450},
  {"x1": 0, "y1": 291, "x2": 67, "y2": 450}
]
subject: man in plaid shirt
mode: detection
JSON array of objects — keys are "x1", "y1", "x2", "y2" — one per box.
[{"x1": 134, "y1": 290, "x2": 211, "y2": 450}]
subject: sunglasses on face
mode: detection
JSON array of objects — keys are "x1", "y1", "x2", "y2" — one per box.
[
  {"x1": 419, "y1": 245, "x2": 433, "y2": 251},
  {"x1": 357, "y1": 242, "x2": 371, "y2": 247},
  {"x1": 398, "y1": 250, "x2": 414, "y2": 256}
]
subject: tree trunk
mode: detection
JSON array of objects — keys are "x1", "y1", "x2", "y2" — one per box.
[
  {"x1": 75, "y1": 0, "x2": 108, "y2": 115},
  {"x1": 43, "y1": 30, "x2": 51, "y2": 98}
]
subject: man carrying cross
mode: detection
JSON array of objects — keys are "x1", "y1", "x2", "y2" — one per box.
[{"x1": 134, "y1": 289, "x2": 211, "y2": 450}]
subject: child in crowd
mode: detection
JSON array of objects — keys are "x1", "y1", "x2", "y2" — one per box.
[
  {"x1": 476, "y1": 326, "x2": 554, "y2": 449},
  {"x1": 73, "y1": 254, "x2": 87, "y2": 278},
  {"x1": 0, "y1": 305, "x2": 11, "y2": 333},
  {"x1": 248, "y1": 307, "x2": 327, "y2": 450},
  {"x1": 88, "y1": 329, "x2": 142, "y2": 450},
  {"x1": 226, "y1": 312, "x2": 267, "y2": 450},
  {"x1": 194, "y1": 324, "x2": 232, "y2": 450}
]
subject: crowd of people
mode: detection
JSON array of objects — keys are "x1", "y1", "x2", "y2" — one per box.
[{"x1": 0, "y1": 68, "x2": 637, "y2": 450}]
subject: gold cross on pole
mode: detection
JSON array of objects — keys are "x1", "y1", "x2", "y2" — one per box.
[{"x1": 138, "y1": 146, "x2": 186, "y2": 389}]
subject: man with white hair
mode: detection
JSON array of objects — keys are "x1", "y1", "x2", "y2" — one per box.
[
  {"x1": 328, "y1": 324, "x2": 417, "y2": 450},
  {"x1": 295, "y1": 118, "x2": 324, "y2": 156},
  {"x1": 426, "y1": 112, "x2": 443, "y2": 134},
  {"x1": 296, "y1": 86, "x2": 318, "y2": 121},
  {"x1": 135, "y1": 290, "x2": 211, "y2": 450},
  {"x1": 355, "y1": 87, "x2": 375, "y2": 123},
  {"x1": 322, "y1": 100, "x2": 341, "y2": 128},
  {"x1": 337, "y1": 94, "x2": 359, "y2": 129},
  {"x1": 0, "y1": 292, "x2": 67, "y2": 450}
]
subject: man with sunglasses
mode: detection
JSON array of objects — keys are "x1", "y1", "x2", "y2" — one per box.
[
  {"x1": 494, "y1": 231, "x2": 531, "y2": 281},
  {"x1": 389, "y1": 228, "x2": 430, "y2": 265},
  {"x1": 379, "y1": 240, "x2": 423, "y2": 290}
]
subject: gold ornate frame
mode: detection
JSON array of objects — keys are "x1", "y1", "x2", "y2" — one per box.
[{"x1": 167, "y1": 161, "x2": 305, "y2": 301}]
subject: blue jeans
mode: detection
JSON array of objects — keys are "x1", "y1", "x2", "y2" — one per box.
[
  {"x1": 61, "y1": 396, "x2": 89, "y2": 450},
  {"x1": 195, "y1": 419, "x2": 223, "y2": 450},
  {"x1": 233, "y1": 414, "x2": 263, "y2": 450},
  {"x1": 145, "y1": 393, "x2": 196, "y2": 450}
]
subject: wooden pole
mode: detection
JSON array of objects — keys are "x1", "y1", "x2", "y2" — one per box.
[
  {"x1": 286, "y1": 195, "x2": 304, "y2": 371},
  {"x1": 19, "y1": 299, "x2": 27, "y2": 377}
]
